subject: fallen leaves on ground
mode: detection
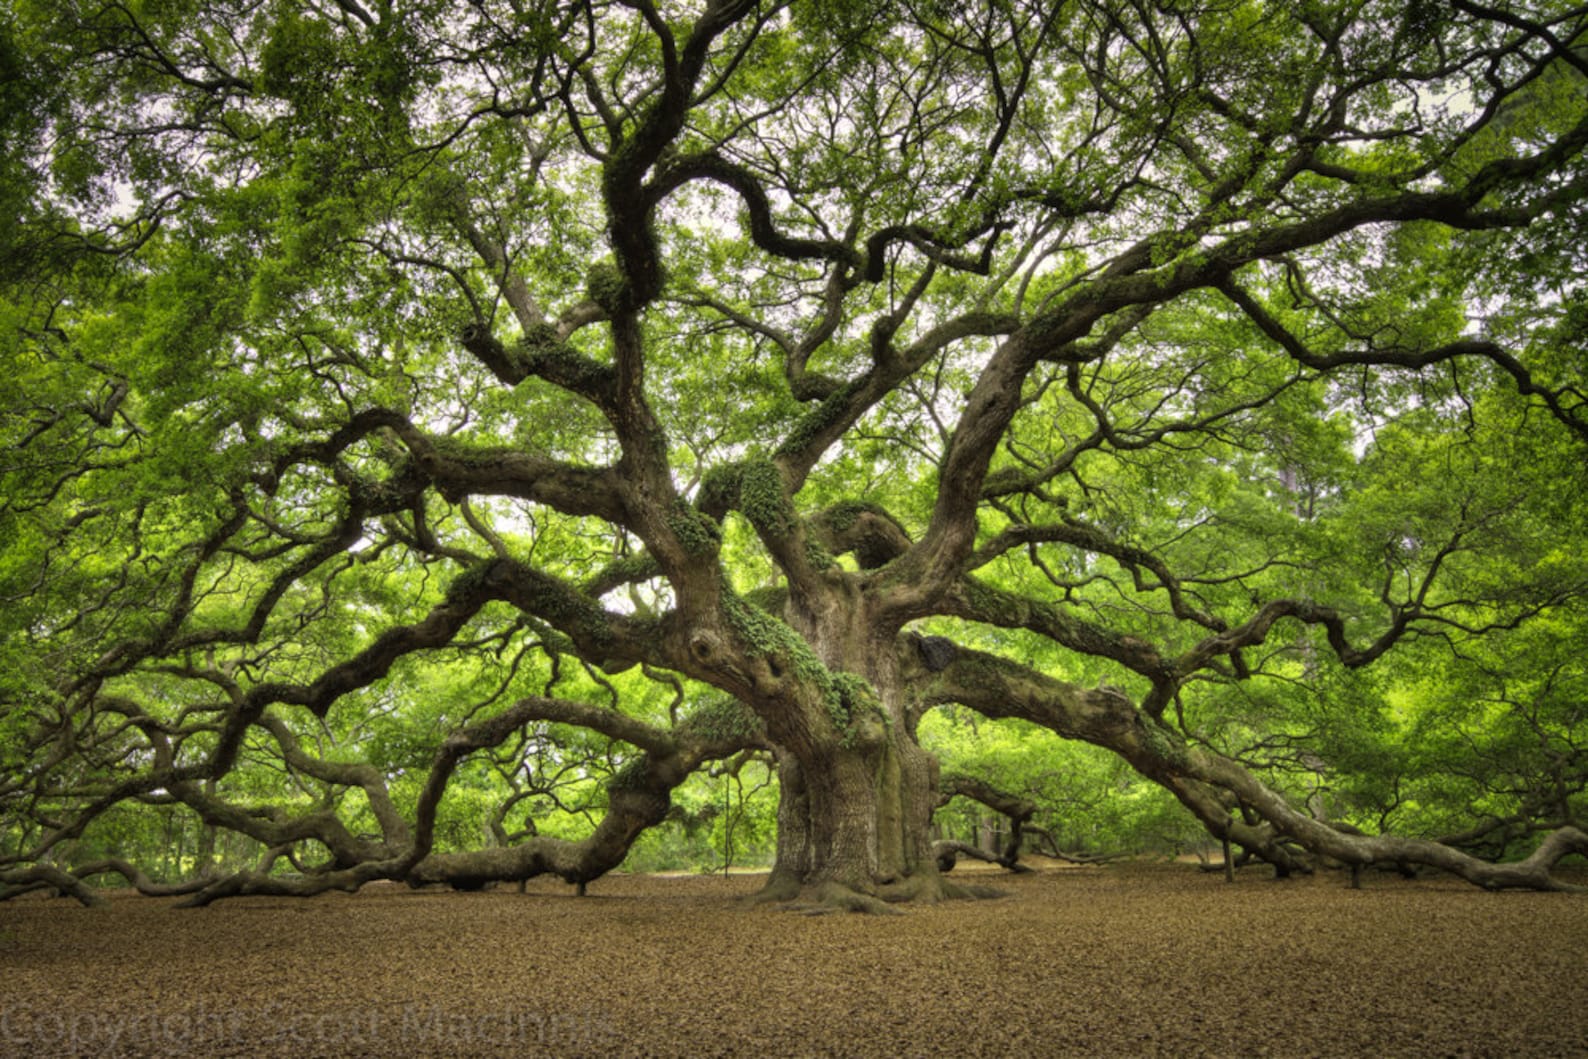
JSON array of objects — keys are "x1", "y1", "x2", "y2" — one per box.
[{"x1": 1, "y1": 862, "x2": 1585, "y2": 1058}]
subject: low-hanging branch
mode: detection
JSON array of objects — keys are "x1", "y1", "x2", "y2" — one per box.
[{"x1": 913, "y1": 641, "x2": 1588, "y2": 892}]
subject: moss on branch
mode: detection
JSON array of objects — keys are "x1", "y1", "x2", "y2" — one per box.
[
  {"x1": 585, "y1": 261, "x2": 628, "y2": 315},
  {"x1": 667, "y1": 498, "x2": 722, "y2": 557},
  {"x1": 584, "y1": 553, "x2": 661, "y2": 597},
  {"x1": 721, "y1": 594, "x2": 883, "y2": 748},
  {"x1": 738, "y1": 458, "x2": 796, "y2": 540},
  {"x1": 1140, "y1": 719, "x2": 1190, "y2": 768},
  {"x1": 679, "y1": 695, "x2": 766, "y2": 744},
  {"x1": 775, "y1": 379, "x2": 863, "y2": 459}
]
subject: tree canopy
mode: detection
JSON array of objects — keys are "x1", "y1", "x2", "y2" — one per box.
[{"x1": 2, "y1": 0, "x2": 1587, "y2": 909}]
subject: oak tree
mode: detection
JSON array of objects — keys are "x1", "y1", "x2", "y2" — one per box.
[{"x1": 3, "y1": 0, "x2": 1587, "y2": 909}]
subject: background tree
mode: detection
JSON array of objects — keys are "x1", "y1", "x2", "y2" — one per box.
[{"x1": 2, "y1": 0, "x2": 1586, "y2": 910}]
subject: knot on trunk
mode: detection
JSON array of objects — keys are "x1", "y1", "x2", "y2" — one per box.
[{"x1": 689, "y1": 630, "x2": 723, "y2": 663}]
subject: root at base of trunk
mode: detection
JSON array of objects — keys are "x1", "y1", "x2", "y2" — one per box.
[{"x1": 750, "y1": 871, "x2": 1007, "y2": 914}]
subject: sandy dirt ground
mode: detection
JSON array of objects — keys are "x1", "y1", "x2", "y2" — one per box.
[{"x1": 1, "y1": 860, "x2": 1585, "y2": 1058}]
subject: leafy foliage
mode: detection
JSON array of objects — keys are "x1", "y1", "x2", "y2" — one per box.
[{"x1": 2, "y1": 0, "x2": 1587, "y2": 902}]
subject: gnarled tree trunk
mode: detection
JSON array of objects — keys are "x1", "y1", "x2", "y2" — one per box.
[
  {"x1": 739, "y1": 603, "x2": 953, "y2": 911},
  {"x1": 762, "y1": 721, "x2": 942, "y2": 909}
]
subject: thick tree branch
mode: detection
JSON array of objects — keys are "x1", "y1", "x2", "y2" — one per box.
[{"x1": 1219, "y1": 281, "x2": 1588, "y2": 443}]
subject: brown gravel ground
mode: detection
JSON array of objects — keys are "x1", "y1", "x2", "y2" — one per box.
[{"x1": 1, "y1": 860, "x2": 1585, "y2": 1059}]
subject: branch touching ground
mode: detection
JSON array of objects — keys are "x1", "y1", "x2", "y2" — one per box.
[
  {"x1": 933, "y1": 840, "x2": 1034, "y2": 874},
  {"x1": 921, "y1": 645, "x2": 1588, "y2": 892},
  {"x1": 61, "y1": 858, "x2": 215, "y2": 898},
  {"x1": 1187, "y1": 748, "x2": 1588, "y2": 893},
  {"x1": 0, "y1": 865, "x2": 108, "y2": 909}
]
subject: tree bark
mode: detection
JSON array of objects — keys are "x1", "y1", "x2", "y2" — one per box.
[
  {"x1": 0, "y1": 865, "x2": 109, "y2": 908},
  {"x1": 748, "y1": 611, "x2": 990, "y2": 910},
  {"x1": 763, "y1": 722, "x2": 940, "y2": 897}
]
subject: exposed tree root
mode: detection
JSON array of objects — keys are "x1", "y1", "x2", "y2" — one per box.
[
  {"x1": 750, "y1": 870, "x2": 1007, "y2": 914},
  {"x1": 746, "y1": 869, "x2": 803, "y2": 906},
  {"x1": 939, "y1": 879, "x2": 1010, "y2": 900},
  {"x1": 749, "y1": 871, "x2": 901, "y2": 914},
  {"x1": 780, "y1": 882, "x2": 903, "y2": 916}
]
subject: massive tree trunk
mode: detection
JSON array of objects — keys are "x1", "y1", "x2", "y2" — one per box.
[
  {"x1": 762, "y1": 716, "x2": 942, "y2": 909},
  {"x1": 741, "y1": 602, "x2": 951, "y2": 911}
]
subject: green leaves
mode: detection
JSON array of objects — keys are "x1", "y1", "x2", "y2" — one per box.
[
  {"x1": 3, "y1": 0, "x2": 1587, "y2": 894},
  {"x1": 257, "y1": 10, "x2": 339, "y2": 104}
]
